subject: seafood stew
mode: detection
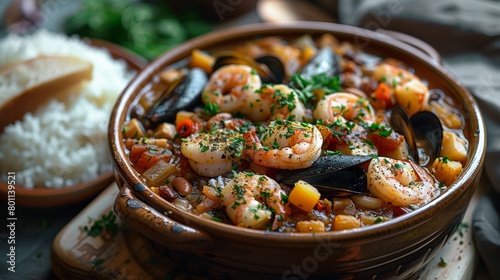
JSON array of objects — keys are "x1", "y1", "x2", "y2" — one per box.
[{"x1": 121, "y1": 34, "x2": 469, "y2": 232}]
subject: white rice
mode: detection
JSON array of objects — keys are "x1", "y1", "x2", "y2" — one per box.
[{"x1": 0, "y1": 29, "x2": 134, "y2": 188}]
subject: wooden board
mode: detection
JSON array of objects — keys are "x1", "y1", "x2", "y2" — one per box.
[
  {"x1": 418, "y1": 176, "x2": 489, "y2": 279},
  {"x1": 51, "y1": 184, "x2": 185, "y2": 280},
  {"x1": 51, "y1": 181, "x2": 487, "y2": 279}
]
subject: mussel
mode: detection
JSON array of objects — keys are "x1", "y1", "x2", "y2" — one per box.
[
  {"x1": 390, "y1": 106, "x2": 419, "y2": 162},
  {"x1": 275, "y1": 154, "x2": 372, "y2": 196},
  {"x1": 255, "y1": 55, "x2": 285, "y2": 83},
  {"x1": 391, "y1": 105, "x2": 443, "y2": 166},
  {"x1": 145, "y1": 68, "x2": 207, "y2": 127},
  {"x1": 410, "y1": 110, "x2": 444, "y2": 165},
  {"x1": 298, "y1": 47, "x2": 339, "y2": 79},
  {"x1": 212, "y1": 51, "x2": 285, "y2": 84}
]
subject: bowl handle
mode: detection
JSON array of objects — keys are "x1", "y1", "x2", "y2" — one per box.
[
  {"x1": 114, "y1": 186, "x2": 213, "y2": 250},
  {"x1": 378, "y1": 29, "x2": 442, "y2": 64}
]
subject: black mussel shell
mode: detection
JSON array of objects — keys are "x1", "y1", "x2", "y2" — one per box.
[
  {"x1": 275, "y1": 154, "x2": 372, "y2": 196},
  {"x1": 212, "y1": 51, "x2": 284, "y2": 84},
  {"x1": 298, "y1": 47, "x2": 339, "y2": 79},
  {"x1": 255, "y1": 55, "x2": 285, "y2": 84},
  {"x1": 411, "y1": 110, "x2": 443, "y2": 165},
  {"x1": 391, "y1": 105, "x2": 419, "y2": 162},
  {"x1": 145, "y1": 68, "x2": 207, "y2": 127},
  {"x1": 391, "y1": 105, "x2": 443, "y2": 165}
]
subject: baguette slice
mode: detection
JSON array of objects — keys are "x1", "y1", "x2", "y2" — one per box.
[{"x1": 0, "y1": 55, "x2": 93, "y2": 132}]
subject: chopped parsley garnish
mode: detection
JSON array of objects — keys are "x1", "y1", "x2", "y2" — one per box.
[
  {"x1": 326, "y1": 150, "x2": 340, "y2": 155},
  {"x1": 94, "y1": 258, "x2": 105, "y2": 267},
  {"x1": 200, "y1": 145, "x2": 209, "y2": 153},
  {"x1": 233, "y1": 184, "x2": 246, "y2": 199},
  {"x1": 393, "y1": 163, "x2": 404, "y2": 169},
  {"x1": 290, "y1": 73, "x2": 340, "y2": 105},
  {"x1": 366, "y1": 123, "x2": 393, "y2": 137},
  {"x1": 438, "y1": 257, "x2": 447, "y2": 267},
  {"x1": 82, "y1": 210, "x2": 119, "y2": 237},
  {"x1": 232, "y1": 201, "x2": 241, "y2": 209},
  {"x1": 211, "y1": 216, "x2": 222, "y2": 222},
  {"x1": 272, "y1": 89, "x2": 297, "y2": 111},
  {"x1": 271, "y1": 139, "x2": 279, "y2": 149},
  {"x1": 391, "y1": 78, "x2": 398, "y2": 89},
  {"x1": 376, "y1": 129, "x2": 393, "y2": 137},
  {"x1": 365, "y1": 139, "x2": 375, "y2": 148},
  {"x1": 281, "y1": 193, "x2": 289, "y2": 204},
  {"x1": 260, "y1": 191, "x2": 271, "y2": 198},
  {"x1": 456, "y1": 222, "x2": 469, "y2": 237},
  {"x1": 202, "y1": 101, "x2": 220, "y2": 115}
]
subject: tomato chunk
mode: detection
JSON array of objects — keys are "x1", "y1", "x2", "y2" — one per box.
[
  {"x1": 371, "y1": 83, "x2": 393, "y2": 110},
  {"x1": 129, "y1": 144, "x2": 148, "y2": 164},
  {"x1": 368, "y1": 132, "x2": 404, "y2": 153},
  {"x1": 392, "y1": 206, "x2": 411, "y2": 217},
  {"x1": 129, "y1": 144, "x2": 173, "y2": 171}
]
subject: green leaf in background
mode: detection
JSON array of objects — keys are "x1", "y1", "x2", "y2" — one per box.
[{"x1": 63, "y1": 0, "x2": 213, "y2": 60}]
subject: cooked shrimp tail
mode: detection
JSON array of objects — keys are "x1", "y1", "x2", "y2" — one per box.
[
  {"x1": 220, "y1": 172, "x2": 290, "y2": 229},
  {"x1": 243, "y1": 120, "x2": 323, "y2": 170},
  {"x1": 367, "y1": 157, "x2": 439, "y2": 207}
]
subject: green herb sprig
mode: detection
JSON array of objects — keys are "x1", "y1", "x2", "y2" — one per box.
[
  {"x1": 83, "y1": 210, "x2": 120, "y2": 237},
  {"x1": 290, "y1": 73, "x2": 341, "y2": 105}
]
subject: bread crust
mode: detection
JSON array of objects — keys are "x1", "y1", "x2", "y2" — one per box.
[{"x1": 0, "y1": 55, "x2": 93, "y2": 132}]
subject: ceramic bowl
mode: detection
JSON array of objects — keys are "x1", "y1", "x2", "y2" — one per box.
[
  {"x1": 109, "y1": 22, "x2": 486, "y2": 279},
  {"x1": 0, "y1": 38, "x2": 147, "y2": 208}
]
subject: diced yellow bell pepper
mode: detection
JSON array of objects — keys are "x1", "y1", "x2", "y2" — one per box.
[{"x1": 289, "y1": 180, "x2": 320, "y2": 213}]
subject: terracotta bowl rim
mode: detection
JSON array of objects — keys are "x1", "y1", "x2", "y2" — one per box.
[
  {"x1": 0, "y1": 37, "x2": 147, "y2": 208},
  {"x1": 110, "y1": 21, "x2": 486, "y2": 240}
]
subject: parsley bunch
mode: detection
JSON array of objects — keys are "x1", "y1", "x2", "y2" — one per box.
[{"x1": 290, "y1": 73, "x2": 341, "y2": 105}]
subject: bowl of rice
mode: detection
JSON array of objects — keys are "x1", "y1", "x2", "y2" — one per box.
[{"x1": 0, "y1": 30, "x2": 147, "y2": 207}]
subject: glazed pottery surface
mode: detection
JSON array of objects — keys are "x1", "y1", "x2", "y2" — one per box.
[{"x1": 109, "y1": 22, "x2": 486, "y2": 279}]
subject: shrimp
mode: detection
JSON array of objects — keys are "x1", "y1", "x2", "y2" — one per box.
[
  {"x1": 313, "y1": 92, "x2": 375, "y2": 124},
  {"x1": 243, "y1": 120, "x2": 323, "y2": 170},
  {"x1": 180, "y1": 129, "x2": 246, "y2": 177},
  {"x1": 220, "y1": 172, "x2": 290, "y2": 229},
  {"x1": 264, "y1": 84, "x2": 307, "y2": 121},
  {"x1": 372, "y1": 63, "x2": 429, "y2": 116},
  {"x1": 202, "y1": 64, "x2": 271, "y2": 121},
  {"x1": 367, "y1": 157, "x2": 440, "y2": 207}
]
